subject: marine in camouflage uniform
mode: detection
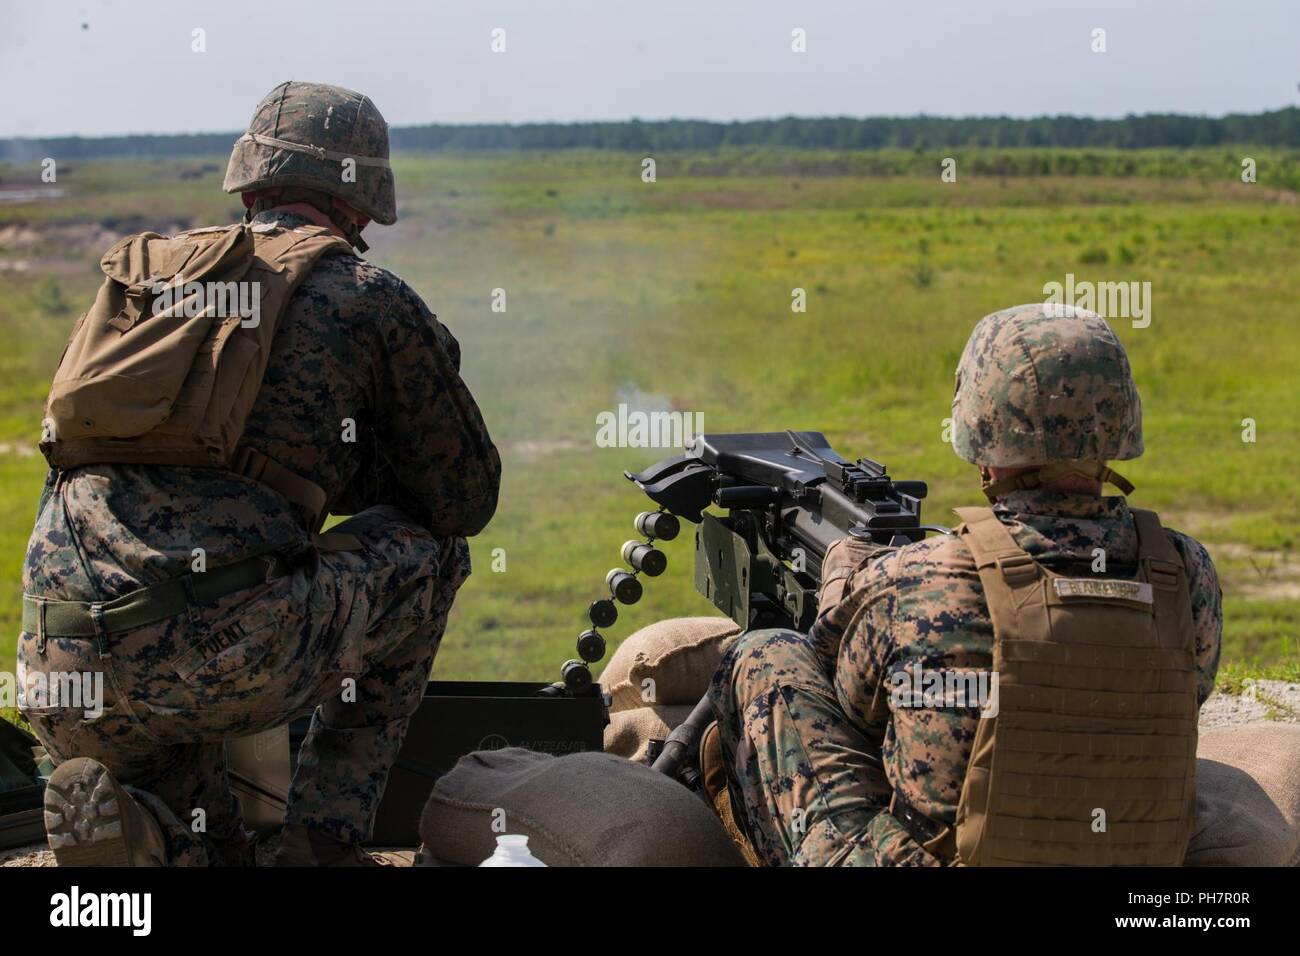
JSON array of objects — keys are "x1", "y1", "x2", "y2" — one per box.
[
  {"x1": 19, "y1": 83, "x2": 501, "y2": 866},
  {"x1": 709, "y1": 303, "x2": 1222, "y2": 866}
]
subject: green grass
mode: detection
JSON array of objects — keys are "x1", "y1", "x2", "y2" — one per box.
[
  {"x1": 1217, "y1": 656, "x2": 1300, "y2": 696},
  {"x1": 1, "y1": 149, "x2": 1297, "y2": 688}
]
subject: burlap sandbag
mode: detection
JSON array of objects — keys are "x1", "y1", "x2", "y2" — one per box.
[
  {"x1": 419, "y1": 747, "x2": 747, "y2": 867},
  {"x1": 600, "y1": 616, "x2": 741, "y2": 712},
  {"x1": 1186, "y1": 723, "x2": 1300, "y2": 866},
  {"x1": 603, "y1": 703, "x2": 696, "y2": 763}
]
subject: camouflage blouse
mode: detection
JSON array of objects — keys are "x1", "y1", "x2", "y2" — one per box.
[
  {"x1": 26, "y1": 210, "x2": 500, "y2": 601},
  {"x1": 810, "y1": 489, "x2": 1222, "y2": 866}
]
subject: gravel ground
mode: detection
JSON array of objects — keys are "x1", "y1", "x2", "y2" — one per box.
[
  {"x1": 0, "y1": 835, "x2": 415, "y2": 868},
  {"x1": 5, "y1": 683, "x2": 1298, "y2": 867},
  {"x1": 0, "y1": 845, "x2": 52, "y2": 868},
  {"x1": 1198, "y1": 680, "x2": 1300, "y2": 730}
]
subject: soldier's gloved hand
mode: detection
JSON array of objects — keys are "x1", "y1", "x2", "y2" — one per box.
[{"x1": 817, "y1": 536, "x2": 890, "y2": 618}]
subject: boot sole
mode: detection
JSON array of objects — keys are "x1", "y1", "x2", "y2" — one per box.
[{"x1": 44, "y1": 757, "x2": 131, "y2": 867}]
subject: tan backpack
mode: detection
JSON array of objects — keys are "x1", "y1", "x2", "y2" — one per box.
[
  {"x1": 941, "y1": 505, "x2": 1199, "y2": 866},
  {"x1": 40, "y1": 221, "x2": 352, "y2": 531}
]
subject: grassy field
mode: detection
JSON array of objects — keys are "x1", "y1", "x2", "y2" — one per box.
[{"x1": 1, "y1": 147, "x2": 1297, "y2": 689}]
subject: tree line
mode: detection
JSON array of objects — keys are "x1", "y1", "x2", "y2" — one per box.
[{"x1": 2, "y1": 109, "x2": 1298, "y2": 161}]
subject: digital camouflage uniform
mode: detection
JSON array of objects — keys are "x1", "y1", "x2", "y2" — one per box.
[
  {"x1": 710, "y1": 304, "x2": 1222, "y2": 866},
  {"x1": 20, "y1": 207, "x2": 500, "y2": 865}
]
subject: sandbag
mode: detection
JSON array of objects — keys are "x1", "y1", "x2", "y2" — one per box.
[
  {"x1": 603, "y1": 703, "x2": 695, "y2": 763},
  {"x1": 600, "y1": 616, "x2": 740, "y2": 712},
  {"x1": 419, "y1": 747, "x2": 747, "y2": 867},
  {"x1": 1186, "y1": 723, "x2": 1300, "y2": 866}
]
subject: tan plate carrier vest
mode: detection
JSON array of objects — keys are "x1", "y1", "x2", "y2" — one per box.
[
  {"x1": 947, "y1": 505, "x2": 1198, "y2": 866},
  {"x1": 40, "y1": 222, "x2": 352, "y2": 532}
]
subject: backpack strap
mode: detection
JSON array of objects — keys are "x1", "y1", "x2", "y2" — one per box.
[
  {"x1": 219, "y1": 224, "x2": 348, "y2": 536},
  {"x1": 249, "y1": 221, "x2": 353, "y2": 266},
  {"x1": 230, "y1": 445, "x2": 327, "y2": 534}
]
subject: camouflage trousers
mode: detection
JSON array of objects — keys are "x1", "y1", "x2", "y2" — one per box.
[
  {"x1": 19, "y1": 505, "x2": 468, "y2": 866},
  {"x1": 709, "y1": 629, "x2": 936, "y2": 866}
]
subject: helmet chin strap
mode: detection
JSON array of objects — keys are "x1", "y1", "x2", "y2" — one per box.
[
  {"x1": 247, "y1": 187, "x2": 369, "y2": 252},
  {"x1": 981, "y1": 460, "x2": 1135, "y2": 501}
]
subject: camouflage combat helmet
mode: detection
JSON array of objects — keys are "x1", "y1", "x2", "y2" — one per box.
[
  {"x1": 223, "y1": 81, "x2": 396, "y2": 241},
  {"x1": 950, "y1": 302, "x2": 1143, "y2": 499}
]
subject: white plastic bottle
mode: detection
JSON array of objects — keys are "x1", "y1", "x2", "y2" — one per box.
[{"x1": 479, "y1": 834, "x2": 547, "y2": 867}]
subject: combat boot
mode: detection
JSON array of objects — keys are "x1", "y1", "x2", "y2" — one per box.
[
  {"x1": 44, "y1": 757, "x2": 167, "y2": 866},
  {"x1": 273, "y1": 823, "x2": 392, "y2": 867}
]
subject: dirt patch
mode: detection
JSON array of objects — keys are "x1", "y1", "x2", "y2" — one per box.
[
  {"x1": 1207, "y1": 542, "x2": 1300, "y2": 601},
  {"x1": 0, "y1": 217, "x2": 193, "y2": 258},
  {"x1": 0, "y1": 845, "x2": 52, "y2": 867},
  {"x1": 0, "y1": 186, "x2": 65, "y2": 205},
  {"x1": 1151, "y1": 511, "x2": 1300, "y2": 601},
  {"x1": 0, "y1": 258, "x2": 90, "y2": 276},
  {"x1": 1212, "y1": 180, "x2": 1299, "y2": 204},
  {"x1": 1, "y1": 837, "x2": 416, "y2": 868},
  {"x1": 506, "y1": 438, "x2": 583, "y2": 462},
  {"x1": 652, "y1": 188, "x2": 792, "y2": 211},
  {"x1": 1238, "y1": 580, "x2": 1300, "y2": 600}
]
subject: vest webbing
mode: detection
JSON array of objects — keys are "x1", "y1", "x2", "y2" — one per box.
[
  {"x1": 42, "y1": 223, "x2": 349, "y2": 532},
  {"x1": 943, "y1": 505, "x2": 1197, "y2": 867}
]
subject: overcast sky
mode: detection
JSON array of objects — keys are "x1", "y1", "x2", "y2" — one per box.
[{"x1": 1, "y1": 0, "x2": 1296, "y2": 138}]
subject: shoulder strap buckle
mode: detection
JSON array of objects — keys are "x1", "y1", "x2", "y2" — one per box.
[
  {"x1": 1146, "y1": 558, "x2": 1182, "y2": 591},
  {"x1": 955, "y1": 506, "x2": 1040, "y2": 587},
  {"x1": 995, "y1": 552, "x2": 1038, "y2": 586}
]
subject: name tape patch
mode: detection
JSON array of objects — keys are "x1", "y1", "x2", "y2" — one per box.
[{"x1": 1053, "y1": 578, "x2": 1154, "y2": 604}]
